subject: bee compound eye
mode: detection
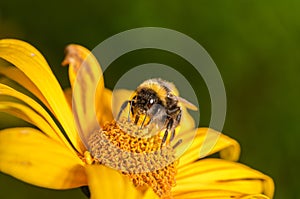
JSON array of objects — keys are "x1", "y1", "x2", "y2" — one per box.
[{"x1": 149, "y1": 98, "x2": 155, "y2": 104}]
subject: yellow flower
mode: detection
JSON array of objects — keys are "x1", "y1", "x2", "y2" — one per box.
[{"x1": 0, "y1": 39, "x2": 274, "y2": 199}]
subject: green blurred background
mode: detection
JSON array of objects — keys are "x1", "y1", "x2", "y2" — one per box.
[{"x1": 0, "y1": 0, "x2": 299, "y2": 198}]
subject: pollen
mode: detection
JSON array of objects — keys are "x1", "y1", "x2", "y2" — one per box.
[{"x1": 88, "y1": 119, "x2": 178, "y2": 198}]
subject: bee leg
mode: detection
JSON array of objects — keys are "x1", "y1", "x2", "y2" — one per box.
[
  {"x1": 170, "y1": 111, "x2": 182, "y2": 142},
  {"x1": 134, "y1": 115, "x2": 140, "y2": 124},
  {"x1": 161, "y1": 129, "x2": 169, "y2": 147},
  {"x1": 140, "y1": 113, "x2": 148, "y2": 129},
  {"x1": 169, "y1": 129, "x2": 176, "y2": 142},
  {"x1": 172, "y1": 139, "x2": 182, "y2": 149},
  {"x1": 161, "y1": 119, "x2": 174, "y2": 147},
  {"x1": 176, "y1": 110, "x2": 182, "y2": 124},
  {"x1": 117, "y1": 100, "x2": 130, "y2": 121}
]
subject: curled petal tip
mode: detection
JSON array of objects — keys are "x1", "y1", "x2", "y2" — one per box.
[{"x1": 62, "y1": 44, "x2": 81, "y2": 68}]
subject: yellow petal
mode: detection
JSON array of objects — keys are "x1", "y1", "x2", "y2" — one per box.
[
  {"x1": 111, "y1": 89, "x2": 132, "y2": 118},
  {"x1": 173, "y1": 190, "x2": 270, "y2": 199},
  {"x1": 0, "y1": 83, "x2": 75, "y2": 153},
  {"x1": 142, "y1": 189, "x2": 160, "y2": 199},
  {"x1": 177, "y1": 128, "x2": 240, "y2": 168},
  {"x1": 64, "y1": 87, "x2": 72, "y2": 108},
  {"x1": 0, "y1": 39, "x2": 85, "y2": 154},
  {"x1": 85, "y1": 164, "x2": 143, "y2": 199},
  {"x1": 63, "y1": 87, "x2": 114, "y2": 136},
  {"x1": 240, "y1": 194, "x2": 270, "y2": 199},
  {"x1": 174, "y1": 158, "x2": 274, "y2": 199},
  {"x1": 0, "y1": 65, "x2": 49, "y2": 108},
  {"x1": 96, "y1": 88, "x2": 114, "y2": 126},
  {"x1": 62, "y1": 44, "x2": 103, "y2": 90},
  {"x1": 0, "y1": 101, "x2": 59, "y2": 140},
  {"x1": 62, "y1": 44, "x2": 105, "y2": 148},
  {"x1": 0, "y1": 127, "x2": 87, "y2": 189},
  {"x1": 179, "y1": 106, "x2": 195, "y2": 134}
]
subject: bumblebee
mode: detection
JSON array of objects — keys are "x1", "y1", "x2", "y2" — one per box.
[{"x1": 117, "y1": 78, "x2": 197, "y2": 146}]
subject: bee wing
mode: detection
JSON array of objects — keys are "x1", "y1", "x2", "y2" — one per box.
[
  {"x1": 146, "y1": 104, "x2": 168, "y2": 136},
  {"x1": 177, "y1": 96, "x2": 198, "y2": 111},
  {"x1": 147, "y1": 104, "x2": 167, "y2": 127}
]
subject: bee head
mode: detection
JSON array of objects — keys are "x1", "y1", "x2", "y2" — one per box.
[{"x1": 133, "y1": 88, "x2": 162, "y2": 114}]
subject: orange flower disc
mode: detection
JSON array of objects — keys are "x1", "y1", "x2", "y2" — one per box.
[{"x1": 88, "y1": 119, "x2": 178, "y2": 198}]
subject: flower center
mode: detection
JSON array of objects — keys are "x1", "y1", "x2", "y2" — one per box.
[{"x1": 88, "y1": 119, "x2": 178, "y2": 198}]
